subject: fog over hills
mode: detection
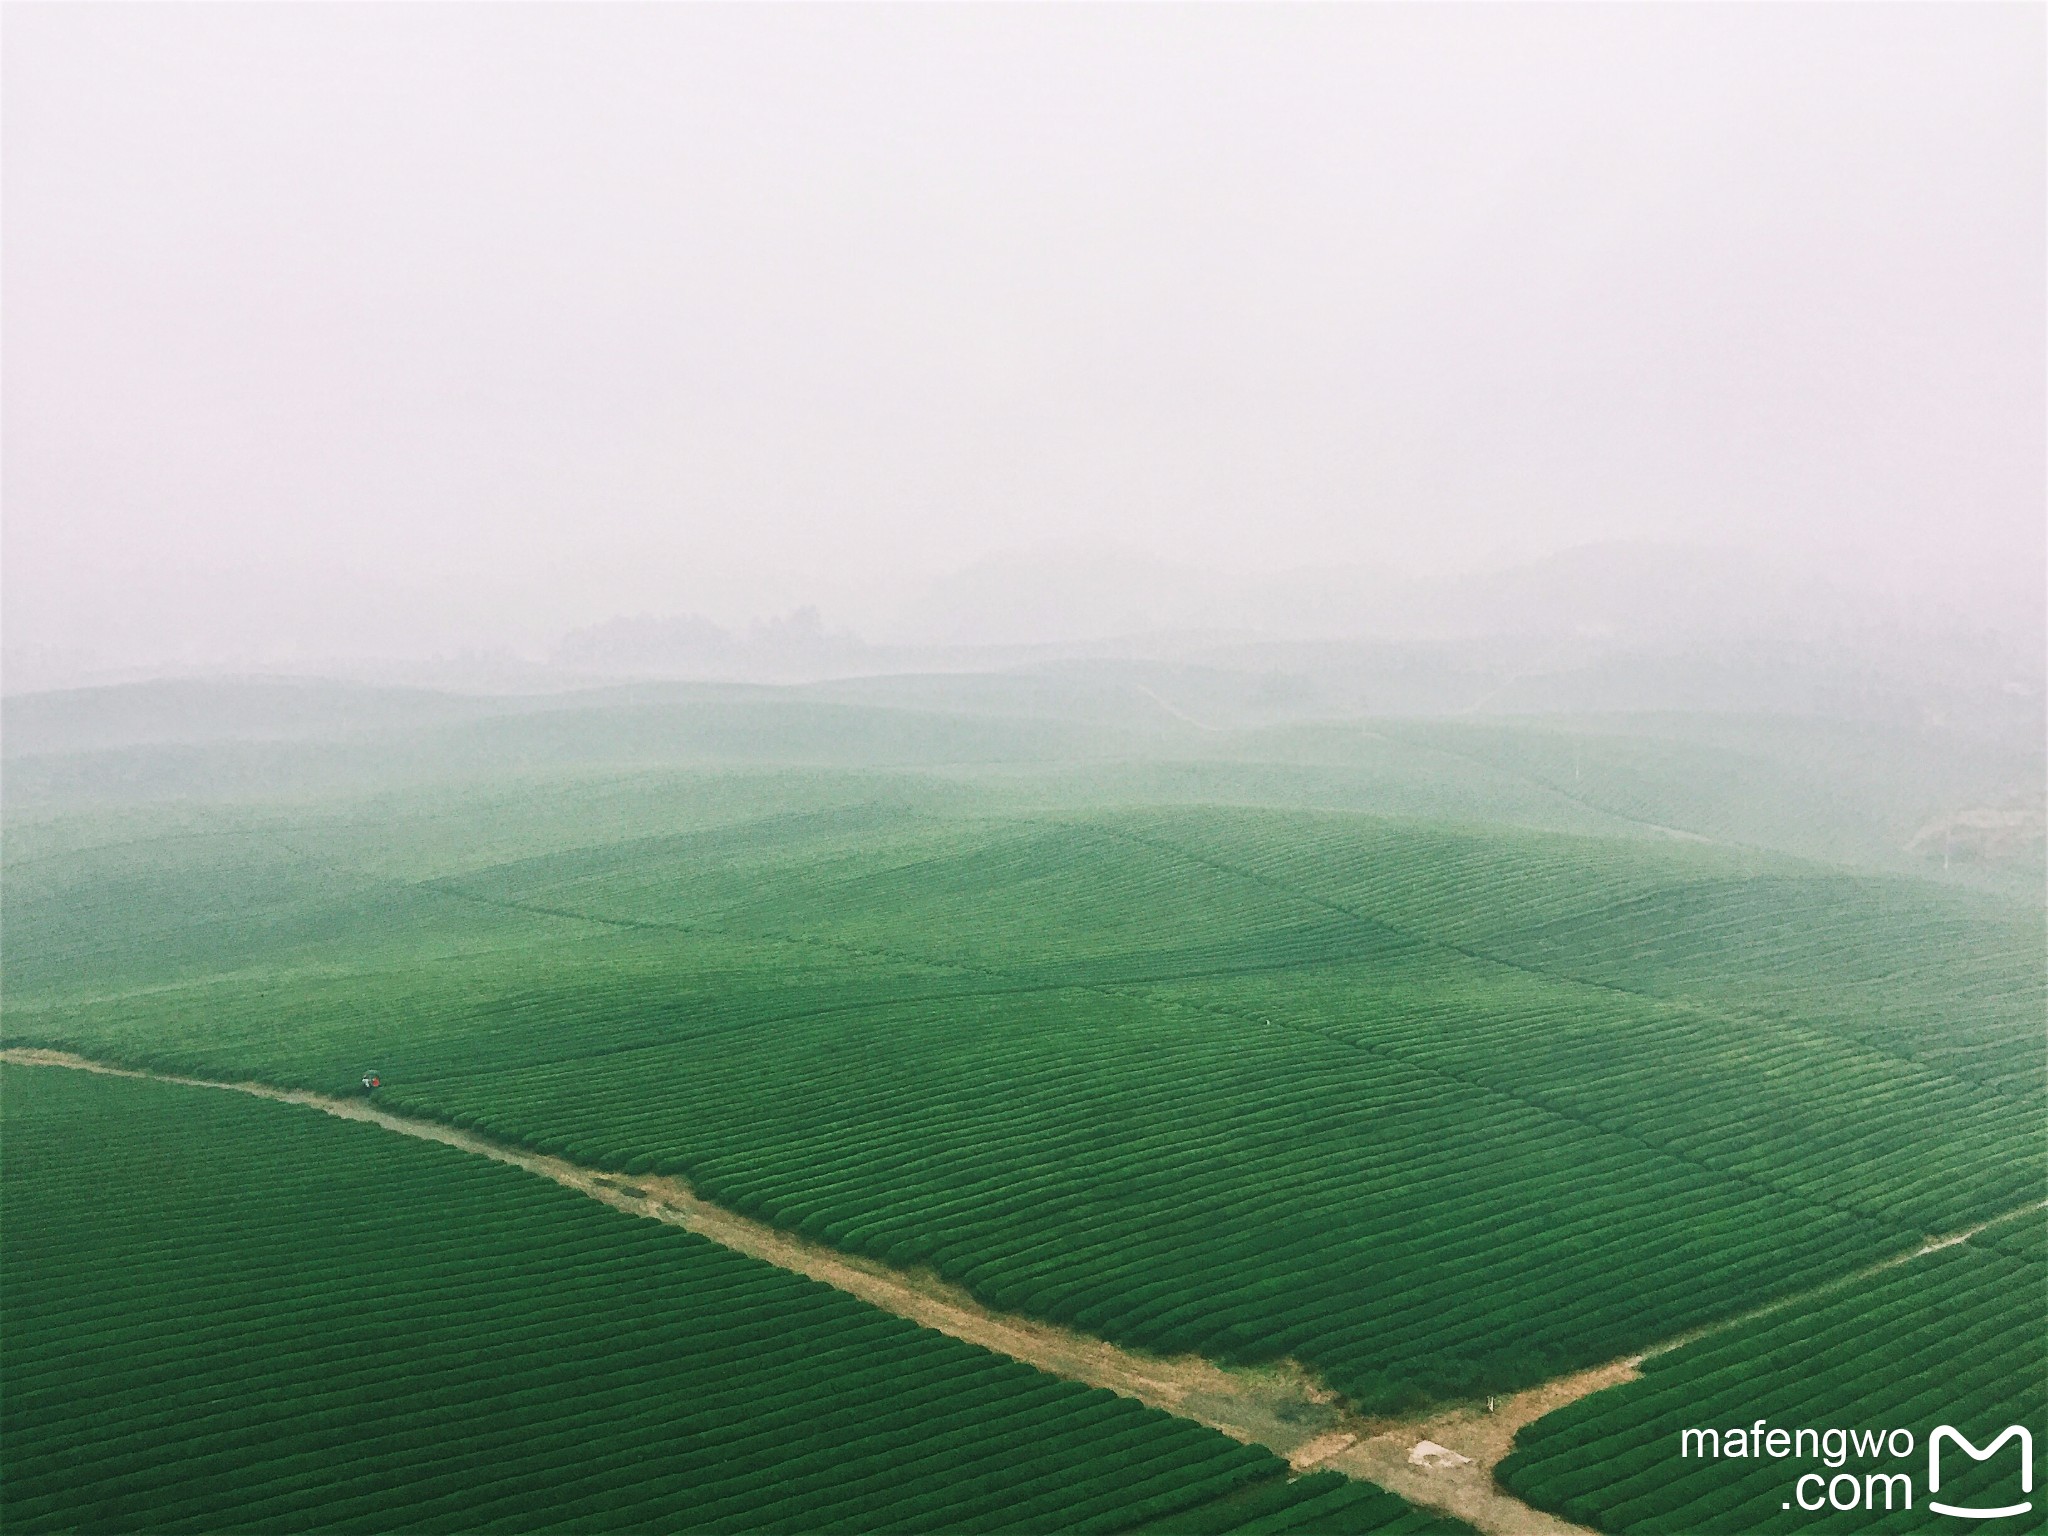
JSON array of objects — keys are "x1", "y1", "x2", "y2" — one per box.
[
  {"x1": 538, "y1": 541, "x2": 2043, "y2": 727},
  {"x1": 10, "y1": 542, "x2": 2034, "y2": 746},
  {"x1": 875, "y1": 540, "x2": 2029, "y2": 648},
  {"x1": 3, "y1": 13, "x2": 2042, "y2": 1534},
  {"x1": 16, "y1": 540, "x2": 2039, "y2": 691},
  {"x1": 8, "y1": 7, "x2": 2039, "y2": 717}
]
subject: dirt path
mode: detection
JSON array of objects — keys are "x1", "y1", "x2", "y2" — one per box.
[
  {"x1": 7, "y1": 1049, "x2": 2036, "y2": 1536},
  {"x1": 1323, "y1": 1359, "x2": 1641, "y2": 1535},
  {"x1": 0, "y1": 1052, "x2": 1372, "y2": 1465},
  {"x1": 1319, "y1": 1195, "x2": 2043, "y2": 1531}
]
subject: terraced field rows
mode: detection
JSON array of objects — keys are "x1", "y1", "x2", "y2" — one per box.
[
  {"x1": 1107, "y1": 812, "x2": 2045, "y2": 1094},
  {"x1": 1497, "y1": 1212, "x2": 2046, "y2": 1534},
  {"x1": 1158, "y1": 957, "x2": 2043, "y2": 1232},
  {"x1": 378, "y1": 981, "x2": 1913, "y2": 1412},
  {"x1": 4, "y1": 1063, "x2": 1479, "y2": 1535},
  {"x1": 9, "y1": 803, "x2": 2040, "y2": 1417}
]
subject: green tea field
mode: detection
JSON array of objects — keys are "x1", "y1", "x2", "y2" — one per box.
[
  {"x1": 3, "y1": 679, "x2": 2042, "y2": 1532},
  {"x1": 2, "y1": 1062, "x2": 1472, "y2": 1534},
  {"x1": 11, "y1": 5, "x2": 2042, "y2": 1528},
  {"x1": 1497, "y1": 1211, "x2": 2046, "y2": 1533}
]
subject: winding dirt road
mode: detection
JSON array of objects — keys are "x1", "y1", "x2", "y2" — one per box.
[{"x1": 7, "y1": 1049, "x2": 2034, "y2": 1536}]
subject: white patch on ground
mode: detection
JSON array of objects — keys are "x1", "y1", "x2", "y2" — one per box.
[{"x1": 1409, "y1": 1440, "x2": 1474, "y2": 1469}]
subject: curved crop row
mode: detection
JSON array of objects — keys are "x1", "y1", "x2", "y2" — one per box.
[
  {"x1": 1497, "y1": 1211, "x2": 2046, "y2": 1533},
  {"x1": 11, "y1": 804, "x2": 2040, "y2": 1416},
  {"x1": 1, "y1": 1064, "x2": 1467, "y2": 1535}
]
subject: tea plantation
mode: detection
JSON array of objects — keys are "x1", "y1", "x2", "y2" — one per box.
[
  {"x1": 1497, "y1": 1210, "x2": 2046, "y2": 1533},
  {"x1": 4, "y1": 681, "x2": 2041, "y2": 1526},
  {"x1": 1, "y1": 1063, "x2": 1470, "y2": 1534},
  {"x1": 10, "y1": 791, "x2": 2037, "y2": 1412}
]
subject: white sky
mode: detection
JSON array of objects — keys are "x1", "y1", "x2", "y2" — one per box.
[{"x1": 5, "y1": 4, "x2": 2042, "y2": 664}]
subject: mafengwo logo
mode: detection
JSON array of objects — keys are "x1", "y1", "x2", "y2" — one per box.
[
  {"x1": 1929, "y1": 1426, "x2": 2034, "y2": 1521},
  {"x1": 1679, "y1": 1420, "x2": 2035, "y2": 1520}
]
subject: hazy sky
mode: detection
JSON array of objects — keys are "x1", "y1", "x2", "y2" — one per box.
[{"x1": 5, "y1": 4, "x2": 2042, "y2": 667}]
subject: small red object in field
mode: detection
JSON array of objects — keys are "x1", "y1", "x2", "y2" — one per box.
[{"x1": 362, "y1": 1074, "x2": 381, "y2": 1090}]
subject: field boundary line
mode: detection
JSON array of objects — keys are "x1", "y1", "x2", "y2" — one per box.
[
  {"x1": 426, "y1": 841, "x2": 2007, "y2": 1241},
  {"x1": 8, "y1": 1048, "x2": 2036, "y2": 1536},
  {"x1": 1083, "y1": 819, "x2": 2041, "y2": 1110},
  {"x1": 394, "y1": 837, "x2": 2036, "y2": 1287}
]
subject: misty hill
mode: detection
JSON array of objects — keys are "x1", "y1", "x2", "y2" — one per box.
[
  {"x1": 0, "y1": 677, "x2": 512, "y2": 757},
  {"x1": 552, "y1": 608, "x2": 887, "y2": 683},
  {"x1": 891, "y1": 541, "x2": 2040, "y2": 651},
  {"x1": 5, "y1": 670, "x2": 2040, "y2": 888},
  {"x1": 522, "y1": 544, "x2": 2041, "y2": 738}
]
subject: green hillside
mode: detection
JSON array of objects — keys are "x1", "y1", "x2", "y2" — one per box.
[
  {"x1": 8, "y1": 722, "x2": 2039, "y2": 1414},
  {"x1": 4, "y1": 678, "x2": 2040, "y2": 1473},
  {"x1": 1497, "y1": 1210, "x2": 2046, "y2": 1533},
  {"x1": 9, "y1": 678, "x2": 2039, "y2": 887},
  {"x1": 3, "y1": 1063, "x2": 1472, "y2": 1535}
]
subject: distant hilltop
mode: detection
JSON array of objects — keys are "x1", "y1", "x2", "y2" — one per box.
[{"x1": 553, "y1": 607, "x2": 870, "y2": 682}]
